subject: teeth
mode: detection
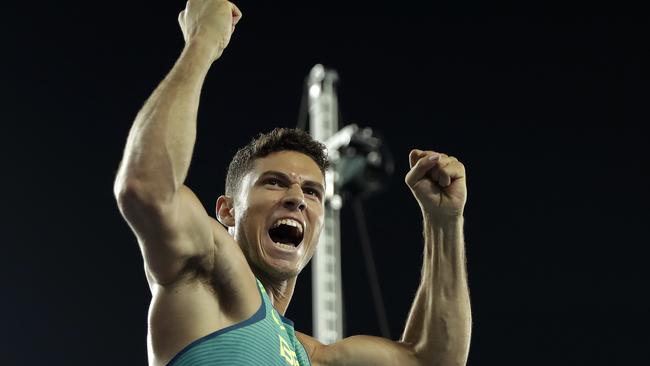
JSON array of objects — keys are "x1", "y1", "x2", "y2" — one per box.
[
  {"x1": 274, "y1": 242, "x2": 297, "y2": 250},
  {"x1": 271, "y1": 218, "x2": 303, "y2": 233}
]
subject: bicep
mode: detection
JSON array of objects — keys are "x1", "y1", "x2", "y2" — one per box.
[
  {"x1": 304, "y1": 333, "x2": 420, "y2": 366},
  {"x1": 117, "y1": 184, "x2": 215, "y2": 285}
]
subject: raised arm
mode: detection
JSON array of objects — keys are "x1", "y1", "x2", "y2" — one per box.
[
  {"x1": 113, "y1": 0, "x2": 242, "y2": 285},
  {"x1": 301, "y1": 149, "x2": 471, "y2": 366},
  {"x1": 401, "y1": 149, "x2": 472, "y2": 365}
]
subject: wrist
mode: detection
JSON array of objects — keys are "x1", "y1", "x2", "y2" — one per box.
[
  {"x1": 422, "y1": 211, "x2": 464, "y2": 229},
  {"x1": 181, "y1": 37, "x2": 223, "y2": 67},
  {"x1": 421, "y1": 204, "x2": 464, "y2": 223}
]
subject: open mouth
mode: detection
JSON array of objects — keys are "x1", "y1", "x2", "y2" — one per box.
[{"x1": 268, "y1": 218, "x2": 304, "y2": 248}]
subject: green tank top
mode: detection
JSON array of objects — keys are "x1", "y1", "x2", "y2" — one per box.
[{"x1": 166, "y1": 279, "x2": 311, "y2": 366}]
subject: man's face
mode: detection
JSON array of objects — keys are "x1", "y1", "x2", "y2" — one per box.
[{"x1": 232, "y1": 151, "x2": 325, "y2": 281}]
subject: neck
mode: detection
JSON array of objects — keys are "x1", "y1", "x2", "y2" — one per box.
[{"x1": 252, "y1": 268, "x2": 297, "y2": 315}]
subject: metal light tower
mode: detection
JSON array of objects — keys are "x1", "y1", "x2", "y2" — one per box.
[{"x1": 308, "y1": 64, "x2": 344, "y2": 344}]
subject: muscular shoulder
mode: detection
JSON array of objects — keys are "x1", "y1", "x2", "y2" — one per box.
[
  {"x1": 182, "y1": 217, "x2": 260, "y2": 316},
  {"x1": 295, "y1": 332, "x2": 328, "y2": 366},
  {"x1": 294, "y1": 332, "x2": 421, "y2": 366},
  {"x1": 207, "y1": 218, "x2": 258, "y2": 292},
  {"x1": 146, "y1": 218, "x2": 264, "y2": 365}
]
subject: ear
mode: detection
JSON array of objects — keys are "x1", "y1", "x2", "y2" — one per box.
[{"x1": 216, "y1": 195, "x2": 236, "y2": 227}]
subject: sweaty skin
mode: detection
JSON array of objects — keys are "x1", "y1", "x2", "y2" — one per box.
[{"x1": 114, "y1": 1, "x2": 471, "y2": 365}]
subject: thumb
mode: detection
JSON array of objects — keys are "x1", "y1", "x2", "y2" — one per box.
[
  {"x1": 405, "y1": 153, "x2": 439, "y2": 187},
  {"x1": 231, "y1": 2, "x2": 242, "y2": 26},
  {"x1": 409, "y1": 149, "x2": 423, "y2": 168}
]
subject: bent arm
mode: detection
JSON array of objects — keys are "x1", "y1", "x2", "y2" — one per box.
[
  {"x1": 114, "y1": 2, "x2": 242, "y2": 286},
  {"x1": 113, "y1": 40, "x2": 217, "y2": 285},
  {"x1": 302, "y1": 216, "x2": 471, "y2": 366}
]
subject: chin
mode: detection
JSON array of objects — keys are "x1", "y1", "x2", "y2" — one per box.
[{"x1": 260, "y1": 261, "x2": 300, "y2": 282}]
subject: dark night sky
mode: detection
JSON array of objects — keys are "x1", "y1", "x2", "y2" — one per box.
[{"x1": 4, "y1": 1, "x2": 648, "y2": 365}]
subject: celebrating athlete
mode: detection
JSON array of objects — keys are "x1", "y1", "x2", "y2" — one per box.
[{"x1": 114, "y1": 1, "x2": 472, "y2": 365}]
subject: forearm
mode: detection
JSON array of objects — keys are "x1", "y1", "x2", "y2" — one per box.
[
  {"x1": 402, "y1": 215, "x2": 472, "y2": 366},
  {"x1": 115, "y1": 40, "x2": 215, "y2": 202}
]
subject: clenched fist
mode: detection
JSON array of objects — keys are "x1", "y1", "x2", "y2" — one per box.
[
  {"x1": 405, "y1": 149, "x2": 467, "y2": 219},
  {"x1": 178, "y1": 0, "x2": 242, "y2": 61}
]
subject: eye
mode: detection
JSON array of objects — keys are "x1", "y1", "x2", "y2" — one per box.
[
  {"x1": 304, "y1": 188, "x2": 322, "y2": 199},
  {"x1": 264, "y1": 178, "x2": 285, "y2": 187}
]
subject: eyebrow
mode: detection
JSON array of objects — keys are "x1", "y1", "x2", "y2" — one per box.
[{"x1": 259, "y1": 170, "x2": 325, "y2": 193}]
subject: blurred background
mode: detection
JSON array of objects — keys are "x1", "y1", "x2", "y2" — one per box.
[{"x1": 3, "y1": 1, "x2": 648, "y2": 365}]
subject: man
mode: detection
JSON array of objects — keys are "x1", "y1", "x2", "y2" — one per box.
[{"x1": 113, "y1": 1, "x2": 472, "y2": 365}]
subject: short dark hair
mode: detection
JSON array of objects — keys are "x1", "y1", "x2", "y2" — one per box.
[{"x1": 225, "y1": 128, "x2": 330, "y2": 197}]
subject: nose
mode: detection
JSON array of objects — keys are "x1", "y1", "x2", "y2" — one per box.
[{"x1": 282, "y1": 184, "x2": 306, "y2": 211}]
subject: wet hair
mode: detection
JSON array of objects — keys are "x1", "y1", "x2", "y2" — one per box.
[{"x1": 225, "y1": 128, "x2": 330, "y2": 197}]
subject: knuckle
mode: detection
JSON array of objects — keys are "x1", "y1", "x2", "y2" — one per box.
[{"x1": 404, "y1": 175, "x2": 415, "y2": 186}]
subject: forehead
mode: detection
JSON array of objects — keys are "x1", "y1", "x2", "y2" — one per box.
[{"x1": 249, "y1": 150, "x2": 325, "y2": 184}]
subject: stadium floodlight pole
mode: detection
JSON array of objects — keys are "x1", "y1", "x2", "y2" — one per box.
[{"x1": 307, "y1": 64, "x2": 344, "y2": 344}]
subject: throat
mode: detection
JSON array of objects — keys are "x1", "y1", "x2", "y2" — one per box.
[{"x1": 253, "y1": 270, "x2": 297, "y2": 316}]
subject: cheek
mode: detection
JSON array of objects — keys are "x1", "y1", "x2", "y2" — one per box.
[
  {"x1": 247, "y1": 189, "x2": 281, "y2": 210},
  {"x1": 308, "y1": 208, "x2": 325, "y2": 238},
  {"x1": 233, "y1": 204, "x2": 256, "y2": 244},
  {"x1": 239, "y1": 193, "x2": 265, "y2": 220},
  {"x1": 238, "y1": 193, "x2": 277, "y2": 235}
]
